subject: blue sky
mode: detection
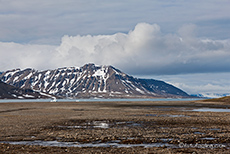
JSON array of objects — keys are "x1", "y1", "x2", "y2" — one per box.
[
  {"x1": 0, "y1": 0, "x2": 230, "y2": 95},
  {"x1": 1, "y1": 0, "x2": 230, "y2": 44}
]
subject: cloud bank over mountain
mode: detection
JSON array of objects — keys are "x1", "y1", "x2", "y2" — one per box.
[
  {"x1": 1, "y1": 23, "x2": 230, "y2": 76},
  {"x1": 152, "y1": 73, "x2": 230, "y2": 95}
]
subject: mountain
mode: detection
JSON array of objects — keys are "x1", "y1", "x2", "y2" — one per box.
[
  {"x1": 0, "y1": 64, "x2": 190, "y2": 98},
  {"x1": 191, "y1": 93, "x2": 230, "y2": 98},
  {"x1": 0, "y1": 80, "x2": 53, "y2": 99}
]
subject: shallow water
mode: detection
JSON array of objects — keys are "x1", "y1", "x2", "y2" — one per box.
[
  {"x1": 191, "y1": 108, "x2": 230, "y2": 112},
  {"x1": 146, "y1": 114, "x2": 190, "y2": 117},
  {"x1": 57, "y1": 121, "x2": 142, "y2": 129},
  {"x1": 0, "y1": 140, "x2": 176, "y2": 148},
  {"x1": 160, "y1": 138, "x2": 173, "y2": 142},
  {"x1": 0, "y1": 98, "x2": 202, "y2": 103},
  {"x1": 194, "y1": 132, "x2": 205, "y2": 135},
  {"x1": 209, "y1": 128, "x2": 221, "y2": 131},
  {"x1": 201, "y1": 137, "x2": 216, "y2": 140},
  {"x1": 0, "y1": 140, "x2": 228, "y2": 149}
]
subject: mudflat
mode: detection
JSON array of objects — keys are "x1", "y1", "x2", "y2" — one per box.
[{"x1": 0, "y1": 100, "x2": 230, "y2": 153}]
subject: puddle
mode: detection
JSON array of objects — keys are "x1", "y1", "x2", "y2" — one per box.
[
  {"x1": 189, "y1": 108, "x2": 230, "y2": 112},
  {"x1": 165, "y1": 115, "x2": 189, "y2": 118},
  {"x1": 209, "y1": 128, "x2": 221, "y2": 131},
  {"x1": 58, "y1": 121, "x2": 142, "y2": 129},
  {"x1": 58, "y1": 121, "x2": 109, "y2": 129},
  {"x1": 201, "y1": 137, "x2": 216, "y2": 140},
  {"x1": 146, "y1": 114, "x2": 157, "y2": 117},
  {"x1": 126, "y1": 122, "x2": 142, "y2": 127},
  {"x1": 0, "y1": 140, "x2": 176, "y2": 148},
  {"x1": 159, "y1": 127, "x2": 169, "y2": 129},
  {"x1": 160, "y1": 138, "x2": 173, "y2": 142},
  {"x1": 194, "y1": 132, "x2": 205, "y2": 135},
  {"x1": 0, "y1": 140, "x2": 228, "y2": 149},
  {"x1": 146, "y1": 114, "x2": 190, "y2": 117}
]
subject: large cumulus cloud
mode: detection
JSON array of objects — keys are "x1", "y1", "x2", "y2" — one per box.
[
  {"x1": 54, "y1": 23, "x2": 230, "y2": 75},
  {"x1": 0, "y1": 42, "x2": 56, "y2": 71},
  {"x1": 1, "y1": 23, "x2": 230, "y2": 75}
]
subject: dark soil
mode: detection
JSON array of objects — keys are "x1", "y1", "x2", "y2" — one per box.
[{"x1": 0, "y1": 100, "x2": 229, "y2": 153}]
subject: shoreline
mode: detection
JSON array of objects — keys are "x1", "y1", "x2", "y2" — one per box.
[{"x1": 0, "y1": 97, "x2": 202, "y2": 103}]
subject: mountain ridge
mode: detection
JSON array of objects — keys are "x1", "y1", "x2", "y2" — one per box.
[
  {"x1": 0, "y1": 80, "x2": 53, "y2": 99},
  {"x1": 0, "y1": 63, "x2": 190, "y2": 99}
]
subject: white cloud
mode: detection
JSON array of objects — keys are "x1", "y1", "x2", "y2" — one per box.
[
  {"x1": 54, "y1": 23, "x2": 230, "y2": 75},
  {"x1": 1, "y1": 23, "x2": 230, "y2": 94},
  {"x1": 148, "y1": 72, "x2": 230, "y2": 95},
  {"x1": 1, "y1": 23, "x2": 230, "y2": 76},
  {"x1": 0, "y1": 42, "x2": 56, "y2": 70},
  {"x1": 172, "y1": 82, "x2": 230, "y2": 95}
]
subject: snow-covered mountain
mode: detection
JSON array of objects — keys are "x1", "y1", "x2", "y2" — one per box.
[
  {"x1": 0, "y1": 80, "x2": 53, "y2": 99},
  {"x1": 0, "y1": 64, "x2": 190, "y2": 98},
  {"x1": 191, "y1": 93, "x2": 230, "y2": 98}
]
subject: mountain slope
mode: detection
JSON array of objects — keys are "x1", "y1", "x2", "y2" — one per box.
[
  {"x1": 0, "y1": 80, "x2": 53, "y2": 99},
  {"x1": 138, "y1": 79, "x2": 189, "y2": 97},
  {"x1": 0, "y1": 64, "x2": 190, "y2": 98}
]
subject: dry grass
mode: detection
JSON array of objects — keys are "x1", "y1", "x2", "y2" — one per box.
[{"x1": 203, "y1": 96, "x2": 230, "y2": 103}]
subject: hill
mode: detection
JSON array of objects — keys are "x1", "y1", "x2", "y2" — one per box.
[
  {"x1": 203, "y1": 96, "x2": 230, "y2": 103},
  {"x1": 0, "y1": 80, "x2": 53, "y2": 99}
]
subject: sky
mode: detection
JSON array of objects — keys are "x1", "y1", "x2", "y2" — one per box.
[{"x1": 0, "y1": 0, "x2": 230, "y2": 96}]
